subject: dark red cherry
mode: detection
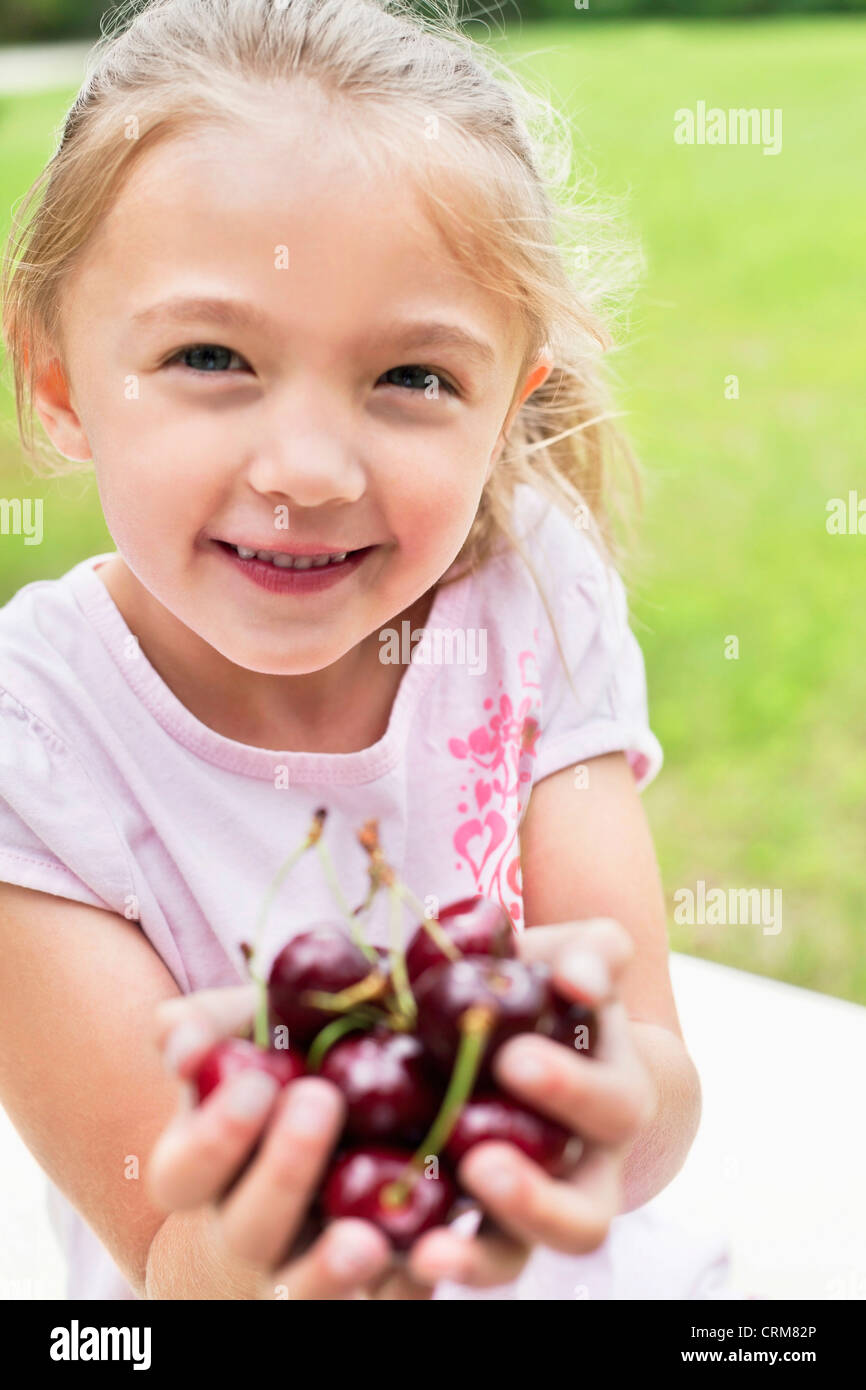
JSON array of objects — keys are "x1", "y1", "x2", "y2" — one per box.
[
  {"x1": 444, "y1": 1092, "x2": 570, "y2": 1174},
  {"x1": 414, "y1": 955, "x2": 551, "y2": 1079},
  {"x1": 319, "y1": 1027, "x2": 440, "y2": 1143},
  {"x1": 320, "y1": 1145, "x2": 457, "y2": 1251},
  {"x1": 193, "y1": 1037, "x2": 305, "y2": 1104},
  {"x1": 546, "y1": 995, "x2": 599, "y2": 1056},
  {"x1": 405, "y1": 896, "x2": 517, "y2": 984},
  {"x1": 267, "y1": 925, "x2": 383, "y2": 1044}
]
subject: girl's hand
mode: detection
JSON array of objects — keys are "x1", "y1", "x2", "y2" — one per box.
[
  {"x1": 147, "y1": 917, "x2": 653, "y2": 1297},
  {"x1": 403, "y1": 918, "x2": 657, "y2": 1287},
  {"x1": 147, "y1": 985, "x2": 529, "y2": 1298},
  {"x1": 148, "y1": 985, "x2": 396, "y2": 1300}
]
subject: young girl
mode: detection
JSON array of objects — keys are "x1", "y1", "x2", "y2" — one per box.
[{"x1": 0, "y1": 0, "x2": 727, "y2": 1300}]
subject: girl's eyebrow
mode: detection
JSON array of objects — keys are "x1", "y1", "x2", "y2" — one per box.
[
  {"x1": 367, "y1": 320, "x2": 497, "y2": 371},
  {"x1": 131, "y1": 296, "x2": 497, "y2": 369},
  {"x1": 131, "y1": 296, "x2": 274, "y2": 335}
]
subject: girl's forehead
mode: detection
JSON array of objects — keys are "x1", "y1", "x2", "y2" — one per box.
[
  {"x1": 73, "y1": 118, "x2": 520, "y2": 349},
  {"x1": 105, "y1": 118, "x2": 453, "y2": 264},
  {"x1": 125, "y1": 83, "x2": 428, "y2": 199}
]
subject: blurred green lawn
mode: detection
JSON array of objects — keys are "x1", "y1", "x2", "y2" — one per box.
[{"x1": 1, "y1": 19, "x2": 863, "y2": 1000}]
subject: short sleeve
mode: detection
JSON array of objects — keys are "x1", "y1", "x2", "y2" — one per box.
[
  {"x1": 0, "y1": 688, "x2": 135, "y2": 911},
  {"x1": 530, "y1": 510, "x2": 663, "y2": 791}
]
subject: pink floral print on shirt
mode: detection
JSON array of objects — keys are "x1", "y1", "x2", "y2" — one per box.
[{"x1": 448, "y1": 641, "x2": 541, "y2": 930}]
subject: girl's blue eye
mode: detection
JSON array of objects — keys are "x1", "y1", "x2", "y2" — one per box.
[
  {"x1": 166, "y1": 346, "x2": 456, "y2": 394},
  {"x1": 171, "y1": 344, "x2": 247, "y2": 373},
  {"x1": 379, "y1": 365, "x2": 457, "y2": 396}
]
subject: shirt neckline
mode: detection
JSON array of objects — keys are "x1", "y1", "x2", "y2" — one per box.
[{"x1": 66, "y1": 553, "x2": 473, "y2": 784}]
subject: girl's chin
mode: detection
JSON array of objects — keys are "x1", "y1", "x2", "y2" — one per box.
[{"x1": 206, "y1": 630, "x2": 369, "y2": 676}]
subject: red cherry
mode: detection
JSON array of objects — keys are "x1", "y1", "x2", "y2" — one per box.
[
  {"x1": 545, "y1": 996, "x2": 599, "y2": 1056},
  {"x1": 193, "y1": 1037, "x2": 305, "y2": 1104},
  {"x1": 406, "y1": 896, "x2": 517, "y2": 984},
  {"x1": 321, "y1": 1145, "x2": 457, "y2": 1251},
  {"x1": 319, "y1": 1027, "x2": 440, "y2": 1143},
  {"x1": 414, "y1": 955, "x2": 551, "y2": 1079},
  {"x1": 444, "y1": 1092, "x2": 570, "y2": 1173},
  {"x1": 267, "y1": 925, "x2": 383, "y2": 1043}
]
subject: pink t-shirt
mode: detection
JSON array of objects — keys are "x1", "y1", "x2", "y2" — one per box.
[{"x1": 0, "y1": 484, "x2": 729, "y2": 1299}]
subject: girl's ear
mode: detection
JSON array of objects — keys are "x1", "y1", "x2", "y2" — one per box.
[
  {"x1": 32, "y1": 356, "x2": 93, "y2": 462},
  {"x1": 486, "y1": 347, "x2": 554, "y2": 480},
  {"x1": 516, "y1": 348, "x2": 554, "y2": 408}
]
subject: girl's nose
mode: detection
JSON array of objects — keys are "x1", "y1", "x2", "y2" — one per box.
[{"x1": 245, "y1": 394, "x2": 367, "y2": 507}]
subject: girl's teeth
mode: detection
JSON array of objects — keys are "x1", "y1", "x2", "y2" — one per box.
[{"x1": 231, "y1": 544, "x2": 354, "y2": 569}]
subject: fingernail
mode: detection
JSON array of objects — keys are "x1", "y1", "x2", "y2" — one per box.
[
  {"x1": 468, "y1": 1157, "x2": 518, "y2": 1197},
  {"x1": 286, "y1": 1084, "x2": 340, "y2": 1136},
  {"x1": 419, "y1": 1238, "x2": 469, "y2": 1283},
  {"x1": 484, "y1": 1169, "x2": 518, "y2": 1197},
  {"x1": 561, "y1": 950, "x2": 610, "y2": 1000},
  {"x1": 425, "y1": 1252, "x2": 469, "y2": 1282},
  {"x1": 224, "y1": 1069, "x2": 280, "y2": 1119},
  {"x1": 328, "y1": 1231, "x2": 382, "y2": 1278},
  {"x1": 163, "y1": 1020, "x2": 212, "y2": 1074},
  {"x1": 501, "y1": 1043, "x2": 547, "y2": 1086}
]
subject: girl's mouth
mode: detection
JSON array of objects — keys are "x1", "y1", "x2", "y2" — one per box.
[{"x1": 213, "y1": 539, "x2": 377, "y2": 595}]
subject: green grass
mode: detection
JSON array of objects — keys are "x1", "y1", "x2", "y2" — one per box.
[
  {"x1": 0, "y1": 85, "x2": 113, "y2": 586},
  {"x1": 1, "y1": 18, "x2": 864, "y2": 1001},
  {"x1": 496, "y1": 18, "x2": 866, "y2": 1002}
]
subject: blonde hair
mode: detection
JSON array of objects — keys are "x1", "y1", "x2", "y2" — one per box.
[{"x1": 1, "y1": 0, "x2": 645, "y2": 667}]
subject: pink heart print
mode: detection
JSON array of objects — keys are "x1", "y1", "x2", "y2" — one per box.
[
  {"x1": 447, "y1": 642, "x2": 542, "y2": 929},
  {"x1": 453, "y1": 810, "x2": 507, "y2": 881}
]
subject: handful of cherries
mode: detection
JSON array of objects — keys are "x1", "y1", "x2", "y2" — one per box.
[{"x1": 193, "y1": 811, "x2": 597, "y2": 1253}]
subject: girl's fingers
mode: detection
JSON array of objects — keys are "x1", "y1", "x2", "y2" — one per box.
[
  {"x1": 517, "y1": 919, "x2": 635, "y2": 1000},
  {"x1": 492, "y1": 1004, "x2": 656, "y2": 1146},
  {"x1": 154, "y1": 984, "x2": 259, "y2": 1081},
  {"x1": 407, "y1": 1220, "x2": 531, "y2": 1288},
  {"x1": 147, "y1": 1065, "x2": 284, "y2": 1210},
  {"x1": 366, "y1": 1264, "x2": 437, "y2": 1300},
  {"x1": 456, "y1": 1139, "x2": 624, "y2": 1255},
  {"x1": 216, "y1": 1078, "x2": 346, "y2": 1268},
  {"x1": 272, "y1": 1220, "x2": 393, "y2": 1301}
]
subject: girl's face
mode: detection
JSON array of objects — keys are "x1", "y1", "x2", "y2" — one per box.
[{"x1": 39, "y1": 93, "x2": 550, "y2": 676}]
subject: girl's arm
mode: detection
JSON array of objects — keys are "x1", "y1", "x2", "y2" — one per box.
[
  {"x1": 0, "y1": 883, "x2": 389, "y2": 1299},
  {"x1": 0, "y1": 883, "x2": 187, "y2": 1295},
  {"x1": 519, "y1": 750, "x2": 702, "y2": 1210}
]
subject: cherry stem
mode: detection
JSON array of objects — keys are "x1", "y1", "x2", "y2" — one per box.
[
  {"x1": 394, "y1": 883, "x2": 462, "y2": 964},
  {"x1": 313, "y1": 836, "x2": 380, "y2": 965},
  {"x1": 355, "y1": 820, "x2": 458, "y2": 1019},
  {"x1": 382, "y1": 1003, "x2": 494, "y2": 1205},
  {"x1": 306, "y1": 1010, "x2": 378, "y2": 1071},
  {"x1": 354, "y1": 820, "x2": 418, "y2": 1027},
  {"x1": 351, "y1": 878, "x2": 381, "y2": 920},
  {"x1": 358, "y1": 820, "x2": 460, "y2": 964},
  {"x1": 303, "y1": 970, "x2": 389, "y2": 1015},
  {"x1": 249, "y1": 808, "x2": 327, "y2": 1049},
  {"x1": 387, "y1": 880, "x2": 418, "y2": 1027}
]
